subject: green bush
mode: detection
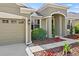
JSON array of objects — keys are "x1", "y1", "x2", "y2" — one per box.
[
  {"x1": 75, "y1": 24, "x2": 79, "y2": 34},
  {"x1": 32, "y1": 28, "x2": 47, "y2": 40}
]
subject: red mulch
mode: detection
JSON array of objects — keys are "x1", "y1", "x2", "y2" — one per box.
[
  {"x1": 32, "y1": 37, "x2": 65, "y2": 46},
  {"x1": 65, "y1": 34, "x2": 79, "y2": 39},
  {"x1": 33, "y1": 42, "x2": 79, "y2": 56},
  {"x1": 33, "y1": 46, "x2": 63, "y2": 56}
]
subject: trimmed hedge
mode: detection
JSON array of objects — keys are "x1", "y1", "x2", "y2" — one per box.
[{"x1": 32, "y1": 28, "x2": 47, "y2": 40}]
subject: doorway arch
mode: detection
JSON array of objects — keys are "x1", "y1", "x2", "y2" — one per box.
[{"x1": 51, "y1": 13, "x2": 65, "y2": 36}]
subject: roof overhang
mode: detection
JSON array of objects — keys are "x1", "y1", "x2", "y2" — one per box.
[
  {"x1": 16, "y1": 3, "x2": 24, "y2": 7},
  {"x1": 0, "y1": 12, "x2": 25, "y2": 19},
  {"x1": 38, "y1": 3, "x2": 69, "y2": 12},
  {"x1": 20, "y1": 7, "x2": 36, "y2": 14}
]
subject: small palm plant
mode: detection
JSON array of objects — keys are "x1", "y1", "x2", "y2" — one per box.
[{"x1": 63, "y1": 43, "x2": 71, "y2": 56}]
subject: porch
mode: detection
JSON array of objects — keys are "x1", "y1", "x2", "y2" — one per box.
[{"x1": 30, "y1": 12, "x2": 66, "y2": 44}]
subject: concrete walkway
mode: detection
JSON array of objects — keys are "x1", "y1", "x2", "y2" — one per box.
[
  {"x1": 0, "y1": 43, "x2": 27, "y2": 56},
  {"x1": 28, "y1": 38, "x2": 79, "y2": 53}
]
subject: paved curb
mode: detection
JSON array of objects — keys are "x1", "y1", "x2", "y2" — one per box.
[{"x1": 26, "y1": 47, "x2": 34, "y2": 56}]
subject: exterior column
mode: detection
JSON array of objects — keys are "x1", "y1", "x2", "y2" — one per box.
[
  {"x1": 59, "y1": 16, "x2": 62, "y2": 36},
  {"x1": 46, "y1": 18, "x2": 48, "y2": 32},
  {"x1": 25, "y1": 17, "x2": 32, "y2": 45},
  {"x1": 48, "y1": 16, "x2": 52, "y2": 38},
  {"x1": 71, "y1": 20, "x2": 75, "y2": 34},
  {"x1": 64, "y1": 18, "x2": 68, "y2": 36},
  {"x1": 40, "y1": 19, "x2": 42, "y2": 28}
]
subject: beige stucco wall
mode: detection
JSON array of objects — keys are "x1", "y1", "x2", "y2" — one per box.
[
  {"x1": 41, "y1": 19, "x2": 47, "y2": 31},
  {"x1": 39, "y1": 7, "x2": 67, "y2": 17}
]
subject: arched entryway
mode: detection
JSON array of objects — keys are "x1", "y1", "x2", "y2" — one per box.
[{"x1": 52, "y1": 14, "x2": 65, "y2": 36}]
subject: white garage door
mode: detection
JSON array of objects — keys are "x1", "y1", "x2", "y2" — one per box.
[{"x1": 0, "y1": 19, "x2": 25, "y2": 45}]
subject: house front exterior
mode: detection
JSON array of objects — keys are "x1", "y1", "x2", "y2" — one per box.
[
  {"x1": 0, "y1": 3, "x2": 77, "y2": 45},
  {"x1": 0, "y1": 3, "x2": 35, "y2": 45}
]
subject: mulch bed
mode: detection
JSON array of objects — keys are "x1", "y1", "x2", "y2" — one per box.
[
  {"x1": 32, "y1": 37, "x2": 65, "y2": 46},
  {"x1": 33, "y1": 42, "x2": 79, "y2": 56},
  {"x1": 65, "y1": 34, "x2": 79, "y2": 39}
]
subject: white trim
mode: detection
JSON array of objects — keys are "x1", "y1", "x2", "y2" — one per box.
[
  {"x1": 20, "y1": 7, "x2": 35, "y2": 14},
  {"x1": 29, "y1": 16, "x2": 32, "y2": 44},
  {"x1": 26, "y1": 41, "x2": 32, "y2": 45},
  {"x1": 44, "y1": 16, "x2": 51, "y2": 18},
  {"x1": 25, "y1": 16, "x2": 32, "y2": 45},
  {"x1": 25, "y1": 17, "x2": 28, "y2": 45},
  {"x1": 50, "y1": 11, "x2": 66, "y2": 18}
]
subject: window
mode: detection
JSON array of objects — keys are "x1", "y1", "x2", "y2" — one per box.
[
  {"x1": 31, "y1": 19, "x2": 40, "y2": 30},
  {"x1": 2, "y1": 20, "x2": 9, "y2": 23},
  {"x1": 67, "y1": 20, "x2": 70, "y2": 29},
  {"x1": 18, "y1": 20, "x2": 24, "y2": 24},
  {"x1": 11, "y1": 20, "x2": 16, "y2": 23}
]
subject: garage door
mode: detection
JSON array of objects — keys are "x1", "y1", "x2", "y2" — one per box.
[{"x1": 0, "y1": 19, "x2": 25, "y2": 45}]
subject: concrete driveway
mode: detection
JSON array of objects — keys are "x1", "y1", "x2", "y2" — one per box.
[{"x1": 0, "y1": 43, "x2": 27, "y2": 56}]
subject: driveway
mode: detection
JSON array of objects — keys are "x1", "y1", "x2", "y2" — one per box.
[{"x1": 0, "y1": 43, "x2": 27, "y2": 56}]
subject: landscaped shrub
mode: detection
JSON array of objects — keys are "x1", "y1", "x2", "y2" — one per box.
[
  {"x1": 63, "y1": 43, "x2": 71, "y2": 56},
  {"x1": 32, "y1": 28, "x2": 47, "y2": 40},
  {"x1": 75, "y1": 24, "x2": 79, "y2": 34}
]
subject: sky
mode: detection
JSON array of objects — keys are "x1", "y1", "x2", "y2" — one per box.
[{"x1": 24, "y1": 3, "x2": 79, "y2": 13}]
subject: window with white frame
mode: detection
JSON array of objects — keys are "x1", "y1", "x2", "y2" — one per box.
[
  {"x1": 67, "y1": 20, "x2": 71, "y2": 29},
  {"x1": 11, "y1": 20, "x2": 17, "y2": 24},
  {"x1": 31, "y1": 19, "x2": 40, "y2": 30},
  {"x1": 18, "y1": 20, "x2": 24, "y2": 24},
  {"x1": 2, "y1": 19, "x2": 9, "y2": 23}
]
